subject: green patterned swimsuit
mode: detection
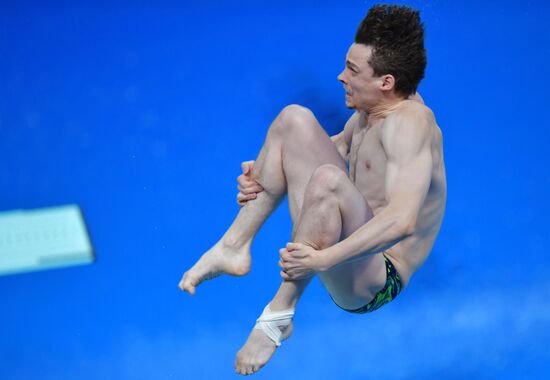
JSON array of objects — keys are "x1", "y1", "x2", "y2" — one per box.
[{"x1": 333, "y1": 254, "x2": 403, "y2": 314}]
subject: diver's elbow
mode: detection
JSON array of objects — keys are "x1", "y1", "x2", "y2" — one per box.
[{"x1": 397, "y1": 217, "x2": 417, "y2": 238}]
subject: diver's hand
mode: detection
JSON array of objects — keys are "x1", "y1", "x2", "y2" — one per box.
[
  {"x1": 237, "y1": 160, "x2": 263, "y2": 206},
  {"x1": 278, "y1": 242, "x2": 327, "y2": 280}
]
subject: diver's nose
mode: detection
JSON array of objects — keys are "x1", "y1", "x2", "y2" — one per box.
[{"x1": 337, "y1": 70, "x2": 346, "y2": 84}]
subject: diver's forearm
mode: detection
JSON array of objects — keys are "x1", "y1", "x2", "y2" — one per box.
[{"x1": 321, "y1": 209, "x2": 412, "y2": 270}]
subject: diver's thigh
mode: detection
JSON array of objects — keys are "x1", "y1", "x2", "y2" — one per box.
[
  {"x1": 316, "y1": 177, "x2": 386, "y2": 309},
  {"x1": 277, "y1": 105, "x2": 347, "y2": 222}
]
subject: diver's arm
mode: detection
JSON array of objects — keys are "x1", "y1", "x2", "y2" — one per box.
[{"x1": 320, "y1": 106, "x2": 434, "y2": 270}]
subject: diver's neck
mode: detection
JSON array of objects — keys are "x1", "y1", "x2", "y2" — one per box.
[{"x1": 363, "y1": 97, "x2": 407, "y2": 125}]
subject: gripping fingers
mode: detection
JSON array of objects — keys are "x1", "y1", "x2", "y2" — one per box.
[
  {"x1": 237, "y1": 174, "x2": 249, "y2": 188},
  {"x1": 237, "y1": 192, "x2": 257, "y2": 205},
  {"x1": 238, "y1": 183, "x2": 263, "y2": 195},
  {"x1": 241, "y1": 160, "x2": 255, "y2": 175},
  {"x1": 237, "y1": 193, "x2": 256, "y2": 204},
  {"x1": 280, "y1": 271, "x2": 291, "y2": 280}
]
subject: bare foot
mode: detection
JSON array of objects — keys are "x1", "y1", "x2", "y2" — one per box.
[
  {"x1": 235, "y1": 320, "x2": 293, "y2": 375},
  {"x1": 179, "y1": 238, "x2": 251, "y2": 295}
]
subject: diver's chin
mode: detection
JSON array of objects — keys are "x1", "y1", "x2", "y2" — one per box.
[
  {"x1": 344, "y1": 94, "x2": 356, "y2": 109},
  {"x1": 344, "y1": 100, "x2": 356, "y2": 109}
]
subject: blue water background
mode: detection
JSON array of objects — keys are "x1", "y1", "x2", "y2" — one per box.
[{"x1": 1, "y1": 0, "x2": 549, "y2": 378}]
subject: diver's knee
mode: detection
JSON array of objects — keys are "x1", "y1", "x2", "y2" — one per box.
[
  {"x1": 309, "y1": 164, "x2": 348, "y2": 194},
  {"x1": 300, "y1": 165, "x2": 348, "y2": 208},
  {"x1": 277, "y1": 104, "x2": 319, "y2": 138}
]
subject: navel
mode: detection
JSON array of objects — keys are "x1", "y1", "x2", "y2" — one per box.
[{"x1": 365, "y1": 160, "x2": 372, "y2": 170}]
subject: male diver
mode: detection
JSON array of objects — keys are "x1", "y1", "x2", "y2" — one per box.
[{"x1": 180, "y1": 4, "x2": 446, "y2": 375}]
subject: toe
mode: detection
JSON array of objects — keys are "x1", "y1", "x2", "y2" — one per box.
[
  {"x1": 180, "y1": 282, "x2": 195, "y2": 295},
  {"x1": 235, "y1": 358, "x2": 245, "y2": 375},
  {"x1": 185, "y1": 284, "x2": 196, "y2": 295},
  {"x1": 179, "y1": 274, "x2": 197, "y2": 295},
  {"x1": 178, "y1": 273, "x2": 189, "y2": 288}
]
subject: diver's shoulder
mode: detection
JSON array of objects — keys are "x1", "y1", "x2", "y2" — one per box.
[
  {"x1": 396, "y1": 100, "x2": 435, "y2": 121},
  {"x1": 382, "y1": 101, "x2": 438, "y2": 141}
]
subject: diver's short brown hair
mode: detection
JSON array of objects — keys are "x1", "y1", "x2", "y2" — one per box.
[{"x1": 355, "y1": 4, "x2": 427, "y2": 97}]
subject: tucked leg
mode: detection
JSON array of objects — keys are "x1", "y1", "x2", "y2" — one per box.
[
  {"x1": 235, "y1": 165, "x2": 386, "y2": 375},
  {"x1": 179, "y1": 104, "x2": 346, "y2": 294}
]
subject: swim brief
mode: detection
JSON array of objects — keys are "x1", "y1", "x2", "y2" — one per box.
[{"x1": 332, "y1": 254, "x2": 403, "y2": 314}]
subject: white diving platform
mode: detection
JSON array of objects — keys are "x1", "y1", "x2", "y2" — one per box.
[{"x1": 0, "y1": 205, "x2": 94, "y2": 276}]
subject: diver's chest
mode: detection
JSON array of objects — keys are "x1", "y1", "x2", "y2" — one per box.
[{"x1": 349, "y1": 127, "x2": 387, "y2": 178}]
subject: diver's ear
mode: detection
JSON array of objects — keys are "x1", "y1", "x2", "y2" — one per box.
[{"x1": 380, "y1": 74, "x2": 396, "y2": 92}]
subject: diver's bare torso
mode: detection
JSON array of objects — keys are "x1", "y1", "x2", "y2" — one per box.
[{"x1": 344, "y1": 100, "x2": 447, "y2": 287}]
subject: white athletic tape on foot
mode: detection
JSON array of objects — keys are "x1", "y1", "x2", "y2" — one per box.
[{"x1": 254, "y1": 304, "x2": 294, "y2": 347}]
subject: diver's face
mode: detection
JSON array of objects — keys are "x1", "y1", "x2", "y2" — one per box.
[{"x1": 337, "y1": 43, "x2": 383, "y2": 110}]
